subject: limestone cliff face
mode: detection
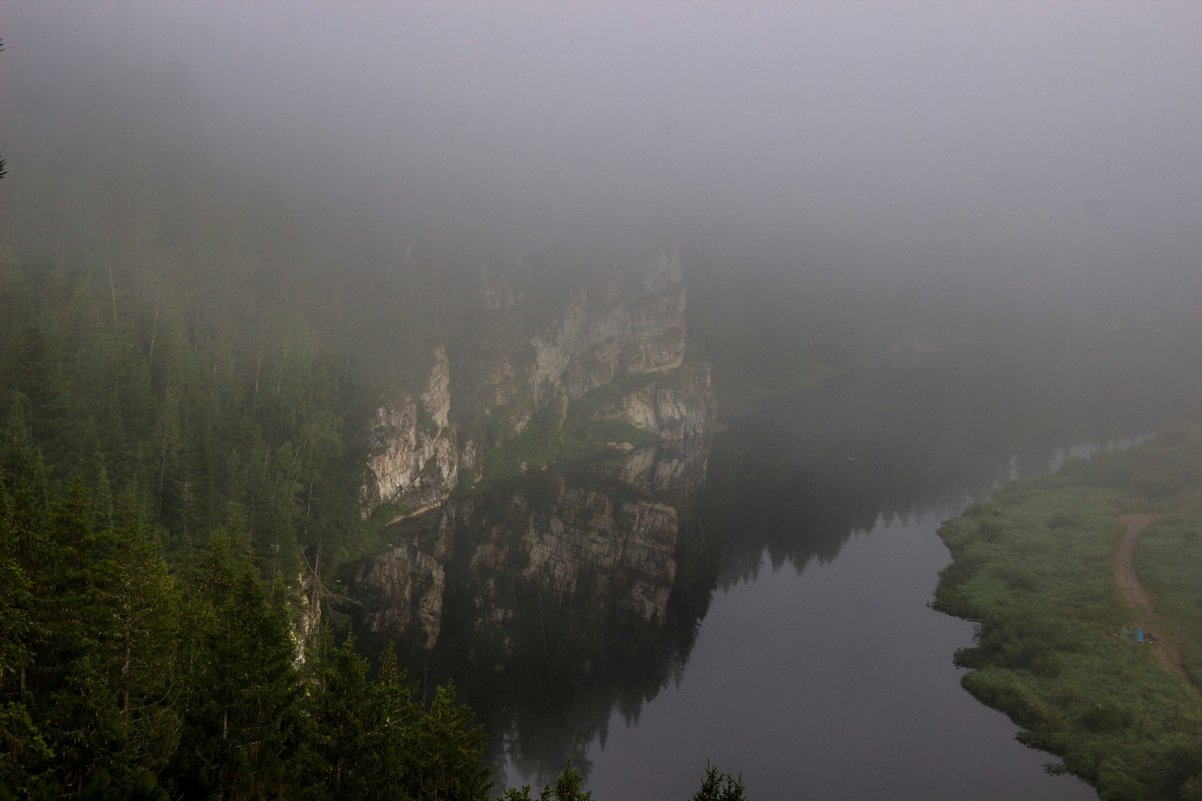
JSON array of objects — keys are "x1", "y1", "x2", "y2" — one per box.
[
  {"x1": 528, "y1": 252, "x2": 687, "y2": 406},
  {"x1": 594, "y1": 361, "x2": 714, "y2": 441},
  {"x1": 473, "y1": 247, "x2": 706, "y2": 440},
  {"x1": 362, "y1": 347, "x2": 477, "y2": 520},
  {"x1": 351, "y1": 442, "x2": 708, "y2": 653},
  {"x1": 361, "y1": 250, "x2": 714, "y2": 519}
]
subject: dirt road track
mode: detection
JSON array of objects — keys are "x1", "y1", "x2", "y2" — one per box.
[
  {"x1": 1113, "y1": 514, "x2": 1159, "y2": 612},
  {"x1": 1112, "y1": 514, "x2": 1190, "y2": 682}
]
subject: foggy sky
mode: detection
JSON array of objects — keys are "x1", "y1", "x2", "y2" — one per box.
[{"x1": 3, "y1": 2, "x2": 1202, "y2": 292}]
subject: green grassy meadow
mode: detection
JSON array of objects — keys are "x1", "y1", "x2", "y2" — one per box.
[{"x1": 934, "y1": 422, "x2": 1202, "y2": 800}]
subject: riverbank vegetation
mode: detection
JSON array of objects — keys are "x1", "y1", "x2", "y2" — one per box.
[{"x1": 934, "y1": 420, "x2": 1202, "y2": 800}]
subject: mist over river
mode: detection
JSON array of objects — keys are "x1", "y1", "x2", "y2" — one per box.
[{"x1": 471, "y1": 351, "x2": 1194, "y2": 800}]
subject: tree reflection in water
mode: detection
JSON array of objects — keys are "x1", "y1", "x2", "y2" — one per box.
[{"x1": 348, "y1": 344, "x2": 1198, "y2": 787}]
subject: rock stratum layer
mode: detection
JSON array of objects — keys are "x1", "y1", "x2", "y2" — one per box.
[{"x1": 362, "y1": 250, "x2": 714, "y2": 521}]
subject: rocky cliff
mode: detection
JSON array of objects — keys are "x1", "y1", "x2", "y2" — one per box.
[
  {"x1": 528, "y1": 252, "x2": 688, "y2": 405},
  {"x1": 361, "y1": 250, "x2": 714, "y2": 520},
  {"x1": 361, "y1": 346, "x2": 478, "y2": 519}
]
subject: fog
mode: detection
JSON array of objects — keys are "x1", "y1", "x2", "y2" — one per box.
[
  {"x1": 4, "y1": 1, "x2": 1202, "y2": 298},
  {"x1": 5, "y1": 7, "x2": 1202, "y2": 797}
]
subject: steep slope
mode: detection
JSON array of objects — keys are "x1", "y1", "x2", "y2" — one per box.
[{"x1": 361, "y1": 250, "x2": 714, "y2": 521}]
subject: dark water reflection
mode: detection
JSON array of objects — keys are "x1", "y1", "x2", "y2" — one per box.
[
  {"x1": 354, "y1": 343, "x2": 1197, "y2": 799},
  {"x1": 349, "y1": 440, "x2": 718, "y2": 781},
  {"x1": 493, "y1": 351, "x2": 1168, "y2": 798},
  {"x1": 570, "y1": 510, "x2": 1094, "y2": 801}
]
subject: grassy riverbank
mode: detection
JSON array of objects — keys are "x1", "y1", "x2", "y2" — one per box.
[{"x1": 934, "y1": 421, "x2": 1202, "y2": 801}]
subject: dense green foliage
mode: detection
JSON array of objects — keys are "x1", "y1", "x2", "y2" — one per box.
[
  {"x1": 0, "y1": 110, "x2": 508, "y2": 791},
  {"x1": 934, "y1": 422, "x2": 1202, "y2": 801},
  {"x1": 0, "y1": 417, "x2": 495, "y2": 799}
]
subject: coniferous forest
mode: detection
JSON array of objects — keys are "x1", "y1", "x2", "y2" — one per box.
[
  {"x1": 0, "y1": 211, "x2": 749, "y2": 801},
  {"x1": 0, "y1": 257, "x2": 483, "y2": 799}
]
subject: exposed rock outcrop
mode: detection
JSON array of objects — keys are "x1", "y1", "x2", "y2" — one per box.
[
  {"x1": 529, "y1": 253, "x2": 688, "y2": 406},
  {"x1": 519, "y1": 489, "x2": 678, "y2": 624},
  {"x1": 362, "y1": 346, "x2": 476, "y2": 520},
  {"x1": 595, "y1": 361, "x2": 715, "y2": 440},
  {"x1": 356, "y1": 253, "x2": 717, "y2": 652},
  {"x1": 361, "y1": 250, "x2": 715, "y2": 519}
]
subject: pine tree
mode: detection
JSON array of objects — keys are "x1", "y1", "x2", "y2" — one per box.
[
  {"x1": 498, "y1": 762, "x2": 592, "y2": 801},
  {"x1": 6, "y1": 327, "x2": 72, "y2": 472},
  {"x1": 0, "y1": 459, "x2": 54, "y2": 794},
  {"x1": 402, "y1": 684, "x2": 491, "y2": 801},
  {"x1": 366, "y1": 645, "x2": 421, "y2": 800},
  {"x1": 297, "y1": 631, "x2": 376, "y2": 800},
  {"x1": 34, "y1": 478, "x2": 124, "y2": 794},
  {"x1": 172, "y1": 512, "x2": 301, "y2": 800},
  {"x1": 102, "y1": 488, "x2": 183, "y2": 783},
  {"x1": 690, "y1": 764, "x2": 747, "y2": 801}
]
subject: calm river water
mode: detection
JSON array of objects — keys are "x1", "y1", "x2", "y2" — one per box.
[
  {"x1": 476, "y1": 353, "x2": 1188, "y2": 799},
  {"x1": 538, "y1": 508, "x2": 1096, "y2": 800}
]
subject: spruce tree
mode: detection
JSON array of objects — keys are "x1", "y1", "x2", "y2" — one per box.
[
  {"x1": 103, "y1": 488, "x2": 182, "y2": 783},
  {"x1": 297, "y1": 631, "x2": 376, "y2": 800},
  {"x1": 402, "y1": 684, "x2": 490, "y2": 801},
  {"x1": 172, "y1": 512, "x2": 301, "y2": 800},
  {"x1": 366, "y1": 645, "x2": 421, "y2": 800}
]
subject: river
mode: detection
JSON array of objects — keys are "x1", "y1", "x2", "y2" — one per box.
[
  {"x1": 530, "y1": 506, "x2": 1095, "y2": 800},
  {"x1": 358, "y1": 347, "x2": 1193, "y2": 800},
  {"x1": 493, "y1": 356, "x2": 1128, "y2": 799}
]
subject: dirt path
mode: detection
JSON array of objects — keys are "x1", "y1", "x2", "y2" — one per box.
[
  {"x1": 1113, "y1": 514, "x2": 1158, "y2": 612},
  {"x1": 1111, "y1": 513, "x2": 1190, "y2": 682}
]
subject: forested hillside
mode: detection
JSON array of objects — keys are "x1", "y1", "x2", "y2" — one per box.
[
  {"x1": 0, "y1": 126, "x2": 739, "y2": 801},
  {"x1": 0, "y1": 248, "x2": 503, "y2": 798}
]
